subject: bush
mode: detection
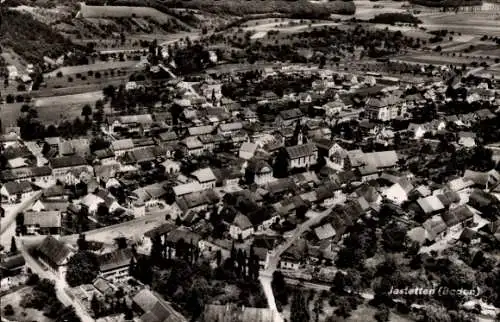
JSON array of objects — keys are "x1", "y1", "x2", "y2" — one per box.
[{"x1": 56, "y1": 71, "x2": 63, "y2": 78}]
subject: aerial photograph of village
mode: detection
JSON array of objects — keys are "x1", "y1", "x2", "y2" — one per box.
[{"x1": 2, "y1": 0, "x2": 500, "y2": 321}]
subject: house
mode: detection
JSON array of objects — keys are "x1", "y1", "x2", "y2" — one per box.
[
  {"x1": 407, "y1": 123, "x2": 429, "y2": 139},
  {"x1": 422, "y1": 215, "x2": 448, "y2": 242},
  {"x1": 286, "y1": 143, "x2": 318, "y2": 169},
  {"x1": 191, "y1": 168, "x2": 217, "y2": 190},
  {"x1": 198, "y1": 134, "x2": 225, "y2": 152},
  {"x1": 58, "y1": 139, "x2": 90, "y2": 157},
  {"x1": 458, "y1": 132, "x2": 476, "y2": 147},
  {"x1": 181, "y1": 137, "x2": 204, "y2": 156},
  {"x1": 280, "y1": 239, "x2": 307, "y2": 270},
  {"x1": 383, "y1": 182, "x2": 411, "y2": 205},
  {"x1": 36, "y1": 236, "x2": 74, "y2": 278},
  {"x1": 218, "y1": 122, "x2": 243, "y2": 136},
  {"x1": 253, "y1": 160, "x2": 274, "y2": 185},
  {"x1": 275, "y1": 108, "x2": 303, "y2": 127},
  {"x1": 24, "y1": 211, "x2": 62, "y2": 235},
  {"x1": 132, "y1": 289, "x2": 187, "y2": 322},
  {"x1": 230, "y1": 214, "x2": 254, "y2": 240},
  {"x1": 97, "y1": 248, "x2": 135, "y2": 282},
  {"x1": 173, "y1": 182, "x2": 204, "y2": 198},
  {"x1": 50, "y1": 156, "x2": 92, "y2": 183},
  {"x1": 108, "y1": 114, "x2": 154, "y2": 135},
  {"x1": 202, "y1": 304, "x2": 280, "y2": 322},
  {"x1": 0, "y1": 254, "x2": 26, "y2": 277},
  {"x1": 441, "y1": 205, "x2": 474, "y2": 233},
  {"x1": 111, "y1": 139, "x2": 135, "y2": 156},
  {"x1": 363, "y1": 150, "x2": 399, "y2": 171},
  {"x1": 0, "y1": 166, "x2": 53, "y2": 187},
  {"x1": 365, "y1": 95, "x2": 405, "y2": 122},
  {"x1": 1, "y1": 181, "x2": 34, "y2": 203}
]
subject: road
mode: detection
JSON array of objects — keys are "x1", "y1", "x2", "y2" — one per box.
[
  {"x1": 18, "y1": 238, "x2": 94, "y2": 322},
  {"x1": 0, "y1": 191, "x2": 42, "y2": 247}
]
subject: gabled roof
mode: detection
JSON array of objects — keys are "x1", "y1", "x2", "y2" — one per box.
[
  {"x1": 37, "y1": 235, "x2": 72, "y2": 266},
  {"x1": 24, "y1": 211, "x2": 61, "y2": 227},
  {"x1": 423, "y1": 215, "x2": 447, "y2": 240},
  {"x1": 192, "y1": 168, "x2": 216, "y2": 183},
  {"x1": 364, "y1": 151, "x2": 398, "y2": 169},
  {"x1": 417, "y1": 195, "x2": 445, "y2": 214},
  {"x1": 50, "y1": 155, "x2": 87, "y2": 169},
  {"x1": 133, "y1": 289, "x2": 187, "y2": 322},
  {"x1": 2, "y1": 180, "x2": 33, "y2": 195},
  {"x1": 314, "y1": 224, "x2": 336, "y2": 240},
  {"x1": 232, "y1": 214, "x2": 253, "y2": 230},
  {"x1": 97, "y1": 248, "x2": 134, "y2": 272},
  {"x1": 286, "y1": 143, "x2": 317, "y2": 160},
  {"x1": 278, "y1": 108, "x2": 303, "y2": 120},
  {"x1": 111, "y1": 139, "x2": 134, "y2": 151}
]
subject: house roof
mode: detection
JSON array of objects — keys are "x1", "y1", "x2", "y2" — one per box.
[
  {"x1": 173, "y1": 182, "x2": 204, "y2": 197},
  {"x1": 188, "y1": 125, "x2": 214, "y2": 136},
  {"x1": 111, "y1": 139, "x2": 134, "y2": 151},
  {"x1": 423, "y1": 215, "x2": 447, "y2": 240},
  {"x1": 202, "y1": 304, "x2": 277, "y2": 322},
  {"x1": 97, "y1": 248, "x2": 134, "y2": 272},
  {"x1": 182, "y1": 137, "x2": 203, "y2": 149},
  {"x1": 24, "y1": 211, "x2": 61, "y2": 228},
  {"x1": 0, "y1": 254, "x2": 25, "y2": 270},
  {"x1": 165, "y1": 228, "x2": 202, "y2": 244},
  {"x1": 314, "y1": 224, "x2": 336, "y2": 240},
  {"x1": 133, "y1": 289, "x2": 187, "y2": 322},
  {"x1": 286, "y1": 143, "x2": 317, "y2": 160},
  {"x1": 50, "y1": 155, "x2": 87, "y2": 169},
  {"x1": 37, "y1": 235, "x2": 72, "y2": 266},
  {"x1": 219, "y1": 122, "x2": 243, "y2": 132},
  {"x1": 417, "y1": 195, "x2": 445, "y2": 214},
  {"x1": 192, "y1": 168, "x2": 216, "y2": 183},
  {"x1": 364, "y1": 151, "x2": 398, "y2": 169},
  {"x1": 279, "y1": 108, "x2": 303, "y2": 120},
  {"x1": 232, "y1": 214, "x2": 253, "y2": 230},
  {"x1": 2, "y1": 181, "x2": 33, "y2": 195}
]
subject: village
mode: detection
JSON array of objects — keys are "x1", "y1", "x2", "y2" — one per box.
[{"x1": 2, "y1": 0, "x2": 500, "y2": 321}]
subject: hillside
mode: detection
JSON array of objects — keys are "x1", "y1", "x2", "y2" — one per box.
[
  {"x1": 87, "y1": 0, "x2": 356, "y2": 18},
  {"x1": 409, "y1": 0, "x2": 482, "y2": 7},
  {"x1": 0, "y1": 9, "x2": 80, "y2": 64}
]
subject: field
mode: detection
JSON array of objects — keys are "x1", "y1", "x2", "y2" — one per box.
[
  {"x1": 45, "y1": 61, "x2": 140, "y2": 78},
  {"x1": 79, "y1": 3, "x2": 193, "y2": 29},
  {"x1": 1, "y1": 287, "x2": 54, "y2": 322},
  {"x1": 242, "y1": 18, "x2": 341, "y2": 35},
  {"x1": 419, "y1": 12, "x2": 500, "y2": 37},
  {"x1": 0, "y1": 91, "x2": 104, "y2": 129}
]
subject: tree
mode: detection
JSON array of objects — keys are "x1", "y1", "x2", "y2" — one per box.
[
  {"x1": 81, "y1": 104, "x2": 92, "y2": 117},
  {"x1": 90, "y1": 294, "x2": 101, "y2": 318},
  {"x1": 97, "y1": 203, "x2": 109, "y2": 218},
  {"x1": 10, "y1": 236, "x2": 17, "y2": 254},
  {"x1": 66, "y1": 251, "x2": 99, "y2": 287},
  {"x1": 374, "y1": 306, "x2": 390, "y2": 322},
  {"x1": 77, "y1": 234, "x2": 88, "y2": 251},
  {"x1": 290, "y1": 290, "x2": 310, "y2": 322},
  {"x1": 21, "y1": 104, "x2": 31, "y2": 113},
  {"x1": 273, "y1": 147, "x2": 289, "y2": 178}
]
